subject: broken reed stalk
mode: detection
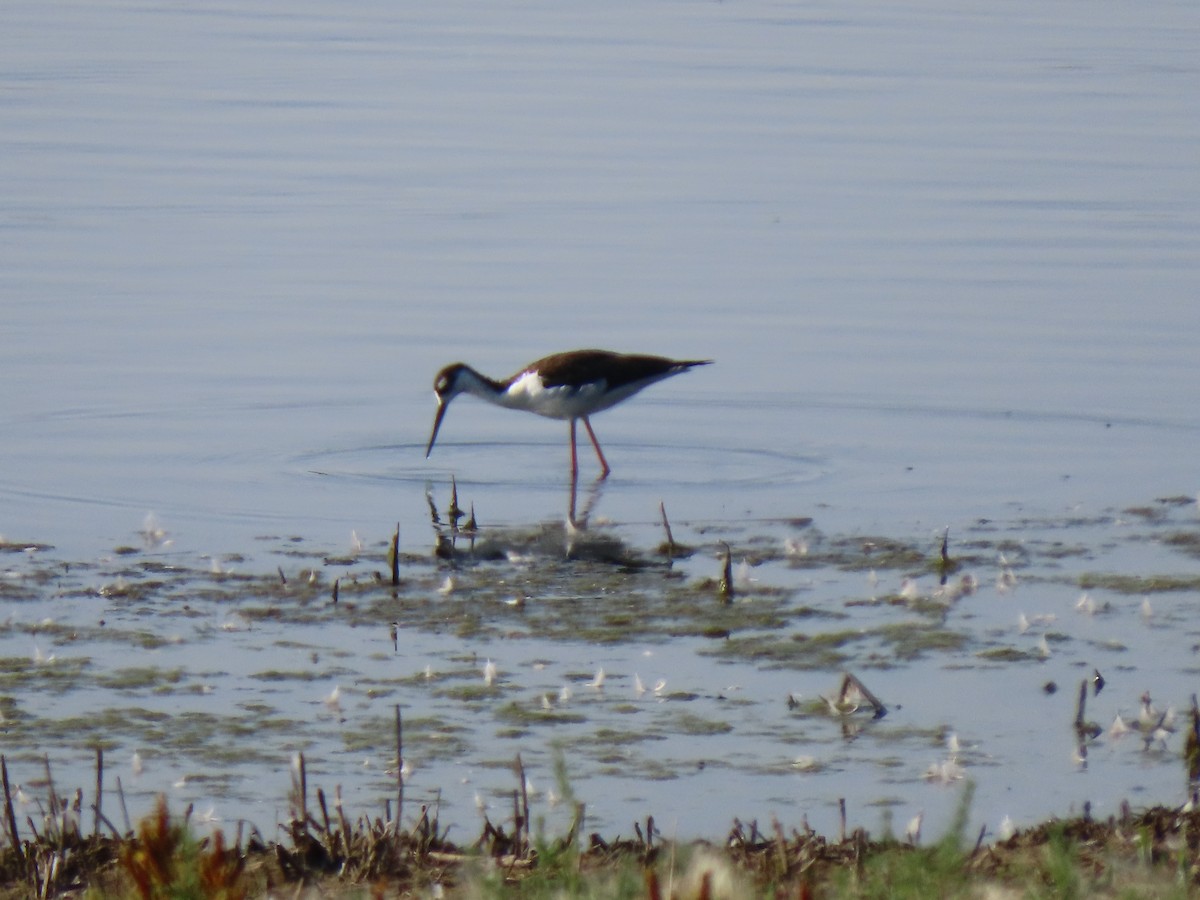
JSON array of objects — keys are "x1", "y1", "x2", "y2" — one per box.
[
  {"x1": 1, "y1": 755, "x2": 24, "y2": 865},
  {"x1": 334, "y1": 786, "x2": 352, "y2": 846},
  {"x1": 507, "y1": 753, "x2": 531, "y2": 859},
  {"x1": 772, "y1": 816, "x2": 789, "y2": 876},
  {"x1": 659, "y1": 501, "x2": 676, "y2": 558},
  {"x1": 509, "y1": 790, "x2": 520, "y2": 855},
  {"x1": 972, "y1": 822, "x2": 988, "y2": 856},
  {"x1": 518, "y1": 754, "x2": 530, "y2": 855},
  {"x1": 840, "y1": 672, "x2": 888, "y2": 719},
  {"x1": 43, "y1": 755, "x2": 60, "y2": 830},
  {"x1": 390, "y1": 524, "x2": 400, "y2": 587},
  {"x1": 316, "y1": 788, "x2": 332, "y2": 837},
  {"x1": 295, "y1": 752, "x2": 309, "y2": 834},
  {"x1": 395, "y1": 705, "x2": 404, "y2": 838},
  {"x1": 116, "y1": 776, "x2": 131, "y2": 835},
  {"x1": 448, "y1": 477, "x2": 462, "y2": 523}
]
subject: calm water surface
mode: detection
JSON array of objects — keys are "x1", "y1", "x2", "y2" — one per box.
[{"x1": 2, "y1": 0, "x2": 1199, "y2": 843}]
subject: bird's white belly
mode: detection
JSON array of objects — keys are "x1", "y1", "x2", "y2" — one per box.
[{"x1": 500, "y1": 371, "x2": 639, "y2": 420}]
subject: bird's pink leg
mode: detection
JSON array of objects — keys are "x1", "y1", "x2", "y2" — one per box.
[
  {"x1": 582, "y1": 416, "x2": 611, "y2": 479},
  {"x1": 568, "y1": 419, "x2": 580, "y2": 479}
]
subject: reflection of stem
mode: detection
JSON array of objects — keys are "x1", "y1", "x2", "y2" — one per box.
[
  {"x1": 395, "y1": 706, "x2": 403, "y2": 840},
  {"x1": 719, "y1": 542, "x2": 733, "y2": 603},
  {"x1": 389, "y1": 524, "x2": 400, "y2": 586},
  {"x1": 1074, "y1": 679, "x2": 1101, "y2": 743},
  {"x1": 1074, "y1": 679, "x2": 1087, "y2": 728}
]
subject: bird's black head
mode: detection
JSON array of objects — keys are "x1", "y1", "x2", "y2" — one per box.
[
  {"x1": 433, "y1": 363, "x2": 469, "y2": 401},
  {"x1": 426, "y1": 363, "x2": 471, "y2": 459}
]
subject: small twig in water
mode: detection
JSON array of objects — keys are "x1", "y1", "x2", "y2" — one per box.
[
  {"x1": 936, "y1": 527, "x2": 960, "y2": 583},
  {"x1": 93, "y1": 746, "x2": 103, "y2": 838},
  {"x1": 660, "y1": 501, "x2": 676, "y2": 558},
  {"x1": 835, "y1": 672, "x2": 888, "y2": 719},
  {"x1": 719, "y1": 542, "x2": 734, "y2": 602},
  {"x1": 447, "y1": 477, "x2": 464, "y2": 528},
  {"x1": 293, "y1": 752, "x2": 308, "y2": 835},
  {"x1": 389, "y1": 525, "x2": 400, "y2": 587}
]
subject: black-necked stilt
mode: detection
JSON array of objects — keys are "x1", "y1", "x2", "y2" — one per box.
[{"x1": 424, "y1": 349, "x2": 712, "y2": 478}]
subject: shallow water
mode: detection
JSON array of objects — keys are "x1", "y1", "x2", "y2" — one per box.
[
  {"x1": 3, "y1": 499, "x2": 1200, "y2": 844},
  {"x1": 2, "y1": 0, "x2": 1199, "y2": 844}
]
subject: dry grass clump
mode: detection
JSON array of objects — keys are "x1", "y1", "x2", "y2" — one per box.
[{"x1": 2, "y1": 742, "x2": 1200, "y2": 898}]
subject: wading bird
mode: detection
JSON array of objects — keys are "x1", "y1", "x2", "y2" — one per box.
[{"x1": 424, "y1": 349, "x2": 712, "y2": 478}]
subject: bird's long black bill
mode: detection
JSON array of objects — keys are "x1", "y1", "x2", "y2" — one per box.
[{"x1": 425, "y1": 401, "x2": 448, "y2": 458}]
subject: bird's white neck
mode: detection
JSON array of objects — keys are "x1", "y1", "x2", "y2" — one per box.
[{"x1": 454, "y1": 366, "x2": 509, "y2": 405}]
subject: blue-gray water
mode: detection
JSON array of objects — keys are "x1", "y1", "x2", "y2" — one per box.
[{"x1": 2, "y1": 0, "x2": 1198, "y2": 845}]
